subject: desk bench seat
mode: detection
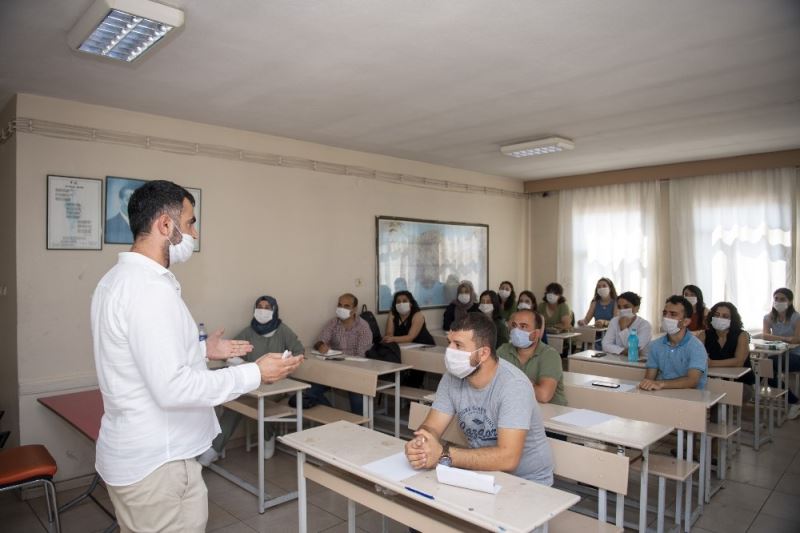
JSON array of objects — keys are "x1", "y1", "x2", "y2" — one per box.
[
  {"x1": 223, "y1": 397, "x2": 295, "y2": 420},
  {"x1": 376, "y1": 382, "x2": 435, "y2": 402},
  {"x1": 300, "y1": 404, "x2": 370, "y2": 426},
  {"x1": 632, "y1": 454, "x2": 699, "y2": 533},
  {"x1": 550, "y1": 510, "x2": 622, "y2": 533},
  {"x1": 707, "y1": 422, "x2": 741, "y2": 440}
]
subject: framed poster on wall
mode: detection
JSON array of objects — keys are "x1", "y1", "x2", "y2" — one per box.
[
  {"x1": 46, "y1": 175, "x2": 103, "y2": 250},
  {"x1": 376, "y1": 216, "x2": 489, "y2": 313},
  {"x1": 104, "y1": 176, "x2": 146, "y2": 245}
]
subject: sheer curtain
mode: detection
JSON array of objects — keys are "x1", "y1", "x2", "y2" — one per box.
[
  {"x1": 557, "y1": 182, "x2": 662, "y2": 322},
  {"x1": 669, "y1": 168, "x2": 798, "y2": 328}
]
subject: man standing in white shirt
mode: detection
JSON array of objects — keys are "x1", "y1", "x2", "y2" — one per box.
[{"x1": 91, "y1": 180, "x2": 303, "y2": 532}]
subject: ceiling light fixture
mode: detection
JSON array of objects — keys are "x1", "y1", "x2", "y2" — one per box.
[
  {"x1": 68, "y1": 0, "x2": 184, "y2": 63},
  {"x1": 500, "y1": 137, "x2": 575, "y2": 158}
]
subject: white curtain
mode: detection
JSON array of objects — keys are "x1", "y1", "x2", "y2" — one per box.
[
  {"x1": 557, "y1": 181, "x2": 661, "y2": 322},
  {"x1": 669, "y1": 168, "x2": 797, "y2": 328}
]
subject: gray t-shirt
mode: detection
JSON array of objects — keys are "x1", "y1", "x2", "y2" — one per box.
[{"x1": 432, "y1": 359, "x2": 554, "y2": 486}]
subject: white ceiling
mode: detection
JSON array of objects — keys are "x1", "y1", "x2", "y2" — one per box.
[{"x1": 1, "y1": 0, "x2": 799, "y2": 180}]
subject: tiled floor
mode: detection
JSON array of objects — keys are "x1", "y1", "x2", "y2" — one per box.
[{"x1": 3, "y1": 413, "x2": 800, "y2": 532}]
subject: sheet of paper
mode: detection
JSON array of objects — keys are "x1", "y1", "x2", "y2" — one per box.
[
  {"x1": 435, "y1": 464, "x2": 501, "y2": 494},
  {"x1": 616, "y1": 383, "x2": 637, "y2": 392},
  {"x1": 344, "y1": 356, "x2": 369, "y2": 362},
  {"x1": 399, "y1": 343, "x2": 428, "y2": 350},
  {"x1": 550, "y1": 409, "x2": 618, "y2": 428},
  {"x1": 362, "y1": 452, "x2": 418, "y2": 482},
  {"x1": 310, "y1": 349, "x2": 343, "y2": 356}
]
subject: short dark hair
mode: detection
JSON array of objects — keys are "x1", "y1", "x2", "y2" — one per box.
[
  {"x1": 665, "y1": 295, "x2": 693, "y2": 319},
  {"x1": 544, "y1": 282, "x2": 566, "y2": 304},
  {"x1": 706, "y1": 301, "x2": 743, "y2": 332},
  {"x1": 618, "y1": 291, "x2": 641, "y2": 307},
  {"x1": 128, "y1": 180, "x2": 194, "y2": 240},
  {"x1": 450, "y1": 312, "x2": 497, "y2": 360},
  {"x1": 512, "y1": 308, "x2": 543, "y2": 330},
  {"x1": 340, "y1": 293, "x2": 358, "y2": 309}
]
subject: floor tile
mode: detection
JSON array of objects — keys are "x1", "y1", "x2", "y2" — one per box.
[
  {"x1": 774, "y1": 471, "x2": 800, "y2": 497},
  {"x1": 747, "y1": 512, "x2": 800, "y2": 533},
  {"x1": 761, "y1": 491, "x2": 800, "y2": 523},
  {"x1": 242, "y1": 501, "x2": 342, "y2": 533},
  {"x1": 694, "y1": 502, "x2": 758, "y2": 533}
]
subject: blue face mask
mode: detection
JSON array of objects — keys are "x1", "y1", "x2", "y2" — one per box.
[{"x1": 510, "y1": 327, "x2": 534, "y2": 349}]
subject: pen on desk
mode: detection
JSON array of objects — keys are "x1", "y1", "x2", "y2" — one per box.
[{"x1": 405, "y1": 486, "x2": 434, "y2": 500}]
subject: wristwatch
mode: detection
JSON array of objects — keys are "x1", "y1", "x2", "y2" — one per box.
[{"x1": 438, "y1": 442, "x2": 452, "y2": 467}]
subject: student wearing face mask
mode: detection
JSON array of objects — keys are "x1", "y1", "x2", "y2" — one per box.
[
  {"x1": 90, "y1": 181, "x2": 303, "y2": 533},
  {"x1": 442, "y1": 280, "x2": 479, "y2": 331},
  {"x1": 479, "y1": 290, "x2": 510, "y2": 348},
  {"x1": 578, "y1": 278, "x2": 619, "y2": 328},
  {"x1": 695, "y1": 301, "x2": 756, "y2": 388},
  {"x1": 307, "y1": 293, "x2": 373, "y2": 414},
  {"x1": 497, "y1": 281, "x2": 517, "y2": 321},
  {"x1": 639, "y1": 295, "x2": 708, "y2": 391},
  {"x1": 383, "y1": 291, "x2": 435, "y2": 345},
  {"x1": 198, "y1": 295, "x2": 305, "y2": 466},
  {"x1": 498, "y1": 310, "x2": 566, "y2": 405},
  {"x1": 682, "y1": 284, "x2": 709, "y2": 332},
  {"x1": 404, "y1": 313, "x2": 554, "y2": 486},
  {"x1": 601, "y1": 292, "x2": 652, "y2": 357},
  {"x1": 762, "y1": 288, "x2": 800, "y2": 419},
  {"x1": 537, "y1": 282, "x2": 572, "y2": 332},
  {"x1": 517, "y1": 290, "x2": 548, "y2": 344}
]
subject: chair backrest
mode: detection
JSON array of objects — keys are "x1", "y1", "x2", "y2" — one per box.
[
  {"x1": 753, "y1": 357, "x2": 774, "y2": 379},
  {"x1": 549, "y1": 437, "x2": 629, "y2": 495},
  {"x1": 706, "y1": 377, "x2": 743, "y2": 407},
  {"x1": 575, "y1": 327, "x2": 598, "y2": 348}
]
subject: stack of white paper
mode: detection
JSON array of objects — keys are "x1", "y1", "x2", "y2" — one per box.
[
  {"x1": 362, "y1": 452, "x2": 418, "y2": 482},
  {"x1": 435, "y1": 464, "x2": 501, "y2": 494},
  {"x1": 550, "y1": 409, "x2": 617, "y2": 428}
]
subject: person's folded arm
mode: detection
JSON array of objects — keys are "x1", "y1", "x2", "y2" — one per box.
[
  {"x1": 450, "y1": 428, "x2": 527, "y2": 472},
  {"x1": 602, "y1": 320, "x2": 624, "y2": 354},
  {"x1": 128, "y1": 282, "x2": 260, "y2": 408}
]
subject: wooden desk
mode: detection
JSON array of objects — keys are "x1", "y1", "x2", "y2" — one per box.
[
  {"x1": 569, "y1": 349, "x2": 751, "y2": 380},
  {"x1": 749, "y1": 342, "x2": 798, "y2": 426},
  {"x1": 279, "y1": 421, "x2": 580, "y2": 533},
  {"x1": 290, "y1": 354, "x2": 412, "y2": 437},
  {"x1": 399, "y1": 345, "x2": 446, "y2": 374},
  {"x1": 206, "y1": 379, "x2": 309, "y2": 514},
  {"x1": 563, "y1": 371, "x2": 725, "y2": 530},
  {"x1": 547, "y1": 331, "x2": 582, "y2": 354},
  {"x1": 38, "y1": 390, "x2": 116, "y2": 532}
]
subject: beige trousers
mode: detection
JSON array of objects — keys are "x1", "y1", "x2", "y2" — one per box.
[{"x1": 106, "y1": 458, "x2": 208, "y2": 533}]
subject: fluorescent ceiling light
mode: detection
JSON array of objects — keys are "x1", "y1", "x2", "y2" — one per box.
[
  {"x1": 68, "y1": 0, "x2": 184, "y2": 63},
  {"x1": 500, "y1": 137, "x2": 575, "y2": 158}
]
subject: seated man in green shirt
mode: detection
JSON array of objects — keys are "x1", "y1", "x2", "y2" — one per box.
[{"x1": 498, "y1": 309, "x2": 566, "y2": 405}]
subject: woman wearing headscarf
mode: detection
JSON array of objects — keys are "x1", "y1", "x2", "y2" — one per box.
[
  {"x1": 442, "y1": 280, "x2": 479, "y2": 331},
  {"x1": 198, "y1": 295, "x2": 304, "y2": 465}
]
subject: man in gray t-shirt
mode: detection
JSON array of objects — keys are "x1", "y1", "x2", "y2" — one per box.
[{"x1": 405, "y1": 313, "x2": 554, "y2": 486}]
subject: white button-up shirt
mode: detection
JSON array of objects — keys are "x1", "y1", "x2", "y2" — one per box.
[
  {"x1": 91, "y1": 252, "x2": 261, "y2": 486},
  {"x1": 601, "y1": 315, "x2": 653, "y2": 357}
]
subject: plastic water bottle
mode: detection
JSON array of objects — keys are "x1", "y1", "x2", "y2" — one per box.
[
  {"x1": 628, "y1": 328, "x2": 639, "y2": 362},
  {"x1": 198, "y1": 322, "x2": 208, "y2": 343}
]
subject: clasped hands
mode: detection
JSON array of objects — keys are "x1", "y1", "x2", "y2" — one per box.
[{"x1": 404, "y1": 427, "x2": 443, "y2": 470}]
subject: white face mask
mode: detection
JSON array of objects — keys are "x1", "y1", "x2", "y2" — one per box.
[
  {"x1": 254, "y1": 309, "x2": 273, "y2": 324},
  {"x1": 619, "y1": 308, "x2": 634, "y2": 318},
  {"x1": 457, "y1": 293, "x2": 472, "y2": 305},
  {"x1": 445, "y1": 347, "x2": 478, "y2": 379},
  {"x1": 498, "y1": 289, "x2": 511, "y2": 300},
  {"x1": 517, "y1": 301, "x2": 532, "y2": 310},
  {"x1": 661, "y1": 317, "x2": 681, "y2": 335},
  {"x1": 546, "y1": 293, "x2": 559, "y2": 304},
  {"x1": 395, "y1": 302, "x2": 411, "y2": 315},
  {"x1": 685, "y1": 296, "x2": 698, "y2": 307},
  {"x1": 168, "y1": 226, "x2": 194, "y2": 265},
  {"x1": 597, "y1": 287, "x2": 610, "y2": 298},
  {"x1": 711, "y1": 317, "x2": 730, "y2": 331},
  {"x1": 335, "y1": 307, "x2": 352, "y2": 321},
  {"x1": 478, "y1": 303, "x2": 494, "y2": 315},
  {"x1": 773, "y1": 301, "x2": 789, "y2": 313}
]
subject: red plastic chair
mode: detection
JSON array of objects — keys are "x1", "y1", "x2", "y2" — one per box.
[{"x1": 0, "y1": 445, "x2": 60, "y2": 532}]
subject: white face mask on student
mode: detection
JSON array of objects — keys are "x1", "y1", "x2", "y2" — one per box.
[
  {"x1": 597, "y1": 287, "x2": 610, "y2": 298},
  {"x1": 661, "y1": 317, "x2": 681, "y2": 335},
  {"x1": 444, "y1": 347, "x2": 478, "y2": 379},
  {"x1": 517, "y1": 302, "x2": 532, "y2": 310},
  {"x1": 498, "y1": 289, "x2": 511, "y2": 300},
  {"x1": 395, "y1": 302, "x2": 411, "y2": 315},
  {"x1": 619, "y1": 308, "x2": 634, "y2": 318},
  {"x1": 335, "y1": 307, "x2": 352, "y2": 321},
  {"x1": 457, "y1": 293, "x2": 472, "y2": 305},
  {"x1": 478, "y1": 303, "x2": 494, "y2": 315},
  {"x1": 546, "y1": 293, "x2": 559, "y2": 304},
  {"x1": 685, "y1": 296, "x2": 698, "y2": 307},
  {"x1": 711, "y1": 317, "x2": 730, "y2": 331},
  {"x1": 254, "y1": 309, "x2": 273, "y2": 324},
  {"x1": 773, "y1": 301, "x2": 789, "y2": 313},
  {"x1": 167, "y1": 220, "x2": 194, "y2": 265}
]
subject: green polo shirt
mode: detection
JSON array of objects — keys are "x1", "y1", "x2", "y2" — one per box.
[{"x1": 497, "y1": 341, "x2": 567, "y2": 406}]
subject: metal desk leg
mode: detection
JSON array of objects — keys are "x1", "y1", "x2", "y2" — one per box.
[
  {"x1": 698, "y1": 431, "x2": 706, "y2": 510},
  {"x1": 298, "y1": 451, "x2": 307, "y2": 533},
  {"x1": 675, "y1": 430, "x2": 683, "y2": 526},
  {"x1": 363, "y1": 394, "x2": 372, "y2": 429},
  {"x1": 639, "y1": 447, "x2": 649, "y2": 533},
  {"x1": 615, "y1": 447, "x2": 625, "y2": 528},
  {"x1": 347, "y1": 499, "x2": 356, "y2": 533},
  {"x1": 395, "y1": 371, "x2": 401, "y2": 437},
  {"x1": 258, "y1": 397, "x2": 265, "y2": 514},
  {"x1": 754, "y1": 365, "x2": 762, "y2": 450},
  {"x1": 685, "y1": 432, "x2": 693, "y2": 532}
]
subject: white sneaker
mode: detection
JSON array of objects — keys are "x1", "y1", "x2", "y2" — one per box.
[
  {"x1": 197, "y1": 447, "x2": 220, "y2": 467},
  {"x1": 263, "y1": 435, "x2": 276, "y2": 460},
  {"x1": 788, "y1": 404, "x2": 800, "y2": 420}
]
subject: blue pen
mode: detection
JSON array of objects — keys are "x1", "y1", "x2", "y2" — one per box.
[{"x1": 405, "y1": 486, "x2": 434, "y2": 500}]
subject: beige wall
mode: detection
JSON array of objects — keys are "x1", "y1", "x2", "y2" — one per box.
[
  {"x1": 528, "y1": 193, "x2": 558, "y2": 296},
  {"x1": 0, "y1": 96, "x2": 19, "y2": 447},
  {"x1": 13, "y1": 94, "x2": 527, "y2": 480}
]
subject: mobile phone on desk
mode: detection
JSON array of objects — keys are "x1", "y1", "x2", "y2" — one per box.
[
  {"x1": 591, "y1": 380, "x2": 620, "y2": 389},
  {"x1": 590, "y1": 352, "x2": 607, "y2": 358}
]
